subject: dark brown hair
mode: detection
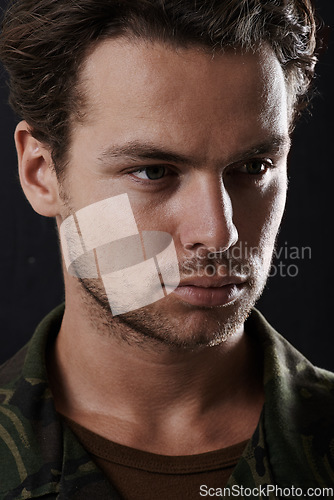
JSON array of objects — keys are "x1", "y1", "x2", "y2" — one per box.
[{"x1": 0, "y1": 0, "x2": 318, "y2": 176}]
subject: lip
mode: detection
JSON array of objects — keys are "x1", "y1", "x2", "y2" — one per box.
[
  {"x1": 177, "y1": 276, "x2": 247, "y2": 288},
  {"x1": 165, "y1": 276, "x2": 247, "y2": 307}
]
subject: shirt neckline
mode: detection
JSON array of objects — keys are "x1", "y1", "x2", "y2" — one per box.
[{"x1": 62, "y1": 415, "x2": 249, "y2": 474}]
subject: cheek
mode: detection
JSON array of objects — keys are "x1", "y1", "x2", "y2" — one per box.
[
  {"x1": 232, "y1": 175, "x2": 287, "y2": 250},
  {"x1": 258, "y1": 178, "x2": 288, "y2": 269},
  {"x1": 127, "y1": 195, "x2": 174, "y2": 234},
  {"x1": 263, "y1": 176, "x2": 288, "y2": 231}
]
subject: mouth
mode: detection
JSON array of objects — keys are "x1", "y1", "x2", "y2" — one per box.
[{"x1": 165, "y1": 276, "x2": 247, "y2": 307}]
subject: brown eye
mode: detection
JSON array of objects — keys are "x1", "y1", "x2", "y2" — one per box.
[{"x1": 244, "y1": 160, "x2": 266, "y2": 175}]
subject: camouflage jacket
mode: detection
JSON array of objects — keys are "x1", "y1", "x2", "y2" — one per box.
[{"x1": 0, "y1": 305, "x2": 334, "y2": 499}]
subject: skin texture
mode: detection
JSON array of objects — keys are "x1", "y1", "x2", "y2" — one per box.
[{"x1": 15, "y1": 39, "x2": 291, "y2": 454}]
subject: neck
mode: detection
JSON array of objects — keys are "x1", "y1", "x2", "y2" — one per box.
[{"x1": 48, "y1": 279, "x2": 264, "y2": 455}]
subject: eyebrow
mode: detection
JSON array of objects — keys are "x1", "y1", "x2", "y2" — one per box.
[
  {"x1": 237, "y1": 135, "x2": 291, "y2": 161},
  {"x1": 97, "y1": 135, "x2": 291, "y2": 168},
  {"x1": 98, "y1": 142, "x2": 197, "y2": 166}
]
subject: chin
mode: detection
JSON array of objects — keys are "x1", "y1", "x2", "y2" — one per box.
[
  {"x1": 114, "y1": 291, "x2": 256, "y2": 349},
  {"x1": 78, "y1": 275, "x2": 264, "y2": 349}
]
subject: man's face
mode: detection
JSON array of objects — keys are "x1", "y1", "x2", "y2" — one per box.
[{"x1": 59, "y1": 39, "x2": 290, "y2": 348}]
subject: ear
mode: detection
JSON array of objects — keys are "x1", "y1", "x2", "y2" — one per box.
[{"x1": 15, "y1": 120, "x2": 62, "y2": 217}]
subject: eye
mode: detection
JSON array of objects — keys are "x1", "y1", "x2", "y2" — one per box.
[
  {"x1": 240, "y1": 160, "x2": 272, "y2": 175},
  {"x1": 132, "y1": 166, "x2": 166, "y2": 180}
]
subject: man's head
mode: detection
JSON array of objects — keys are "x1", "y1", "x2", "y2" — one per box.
[
  {"x1": 0, "y1": 1, "x2": 318, "y2": 349},
  {"x1": 0, "y1": 0, "x2": 317, "y2": 178}
]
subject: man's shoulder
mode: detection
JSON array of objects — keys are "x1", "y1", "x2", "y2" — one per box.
[
  {"x1": 0, "y1": 308, "x2": 62, "y2": 497},
  {"x1": 246, "y1": 309, "x2": 334, "y2": 486},
  {"x1": 0, "y1": 344, "x2": 33, "y2": 469},
  {"x1": 0, "y1": 344, "x2": 27, "y2": 385},
  {"x1": 250, "y1": 308, "x2": 334, "y2": 404},
  {"x1": 0, "y1": 305, "x2": 116, "y2": 498},
  {"x1": 0, "y1": 344, "x2": 56, "y2": 495},
  {"x1": 248, "y1": 308, "x2": 334, "y2": 387},
  {"x1": 0, "y1": 304, "x2": 64, "y2": 453}
]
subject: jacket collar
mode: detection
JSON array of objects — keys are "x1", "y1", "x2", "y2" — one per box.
[{"x1": 228, "y1": 309, "x2": 334, "y2": 490}]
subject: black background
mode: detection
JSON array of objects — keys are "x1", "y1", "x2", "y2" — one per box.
[{"x1": 0, "y1": 1, "x2": 333, "y2": 367}]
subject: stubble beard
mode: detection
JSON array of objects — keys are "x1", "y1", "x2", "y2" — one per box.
[
  {"x1": 77, "y1": 250, "x2": 270, "y2": 351},
  {"x1": 58, "y1": 180, "x2": 275, "y2": 351}
]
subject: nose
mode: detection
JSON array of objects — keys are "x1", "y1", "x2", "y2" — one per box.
[{"x1": 178, "y1": 173, "x2": 238, "y2": 253}]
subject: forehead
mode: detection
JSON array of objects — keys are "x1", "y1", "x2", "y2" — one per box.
[{"x1": 76, "y1": 39, "x2": 288, "y2": 161}]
